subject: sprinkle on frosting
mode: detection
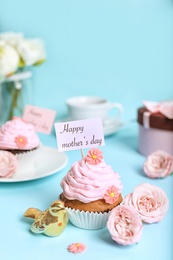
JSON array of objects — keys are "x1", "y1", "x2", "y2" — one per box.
[
  {"x1": 68, "y1": 243, "x2": 86, "y2": 253},
  {"x1": 103, "y1": 185, "x2": 120, "y2": 204},
  {"x1": 15, "y1": 135, "x2": 28, "y2": 148},
  {"x1": 85, "y1": 148, "x2": 103, "y2": 165}
]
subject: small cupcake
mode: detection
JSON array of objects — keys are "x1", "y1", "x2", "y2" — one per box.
[
  {"x1": 0, "y1": 117, "x2": 40, "y2": 161},
  {"x1": 60, "y1": 148, "x2": 123, "y2": 230},
  {"x1": 0, "y1": 150, "x2": 18, "y2": 178}
]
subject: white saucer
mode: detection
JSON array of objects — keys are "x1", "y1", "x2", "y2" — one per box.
[
  {"x1": 103, "y1": 119, "x2": 123, "y2": 136},
  {"x1": 57, "y1": 116, "x2": 123, "y2": 136},
  {"x1": 0, "y1": 146, "x2": 68, "y2": 183}
]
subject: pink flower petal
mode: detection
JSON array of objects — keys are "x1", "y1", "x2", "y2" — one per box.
[
  {"x1": 85, "y1": 148, "x2": 103, "y2": 165},
  {"x1": 68, "y1": 243, "x2": 86, "y2": 253},
  {"x1": 103, "y1": 185, "x2": 120, "y2": 204},
  {"x1": 15, "y1": 135, "x2": 28, "y2": 148}
]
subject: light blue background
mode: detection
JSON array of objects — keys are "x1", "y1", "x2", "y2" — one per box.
[
  {"x1": 0, "y1": 0, "x2": 173, "y2": 120},
  {"x1": 0, "y1": 1, "x2": 173, "y2": 260}
]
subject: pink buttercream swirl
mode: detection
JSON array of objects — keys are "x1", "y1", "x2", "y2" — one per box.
[
  {"x1": 60, "y1": 155, "x2": 123, "y2": 203},
  {"x1": 0, "y1": 117, "x2": 40, "y2": 150}
]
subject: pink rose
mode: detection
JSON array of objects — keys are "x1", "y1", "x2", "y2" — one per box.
[
  {"x1": 107, "y1": 205, "x2": 143, "y2": 245},
  {"x1": 0, "y1": 151, "x2": 18, "y2": 178},
  {"x1": 124, "y1": 183, "x2": 169, "y2": 223},
  {"x1": 143, "y1": 150, "x2": 173, "y2": 178}
]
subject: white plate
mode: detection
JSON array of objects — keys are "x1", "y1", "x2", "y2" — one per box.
[
  {"x1": 0, "y1": 146, "x2": 68, "y2": 183},
  {"x1": 57, "y1": 116, "x2": 123, "y2": 136}
]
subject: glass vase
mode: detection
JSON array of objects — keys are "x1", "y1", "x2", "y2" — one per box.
[{"x1": 0, "y1": 71, "x2": 33, "y2": 126}]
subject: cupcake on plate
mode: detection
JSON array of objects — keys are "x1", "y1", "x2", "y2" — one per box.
[
  {"x1": 0, "y1": 117, "x2": 40, "y2": 161},
  {"x1": 60, "y1": 148, "x2": 123, "y2": 230}
]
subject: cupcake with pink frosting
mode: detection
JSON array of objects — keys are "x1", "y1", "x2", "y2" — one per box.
[
  {"x1": 0, "y1": 117, "x2": 40, "y2": 161},
  {"x1": 60, "y1": 148, "x2": 123, "y2": 230}
]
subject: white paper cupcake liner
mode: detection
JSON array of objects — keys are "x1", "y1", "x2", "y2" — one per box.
[
  {"x1": 14, "y1": 146, "x2": 42, "y2": 178},
  {"x1": 15, "y1": 147, "x2": 40, "y2": 162},
  {"x1": 65, "y1": 207, "x2": 110, "y2": 230}
]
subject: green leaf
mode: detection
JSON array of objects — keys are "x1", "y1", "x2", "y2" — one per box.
[
  {"x1": 34, "y1": 59, "x2": 46, "y2": 66},
  {"x1": 18, "y1": 58, "x2": 25, "y2": 68}
]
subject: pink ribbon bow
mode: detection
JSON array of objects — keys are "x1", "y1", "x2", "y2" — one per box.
[
  {"x1": 143, "y1": 101, "x2": 173, "y2": 119},
  {"x1": 142, "y1": 100, "x2": 173, "y2": 128}
]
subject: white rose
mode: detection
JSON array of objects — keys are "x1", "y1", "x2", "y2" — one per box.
[
  {"x1": 16, "y1": 39, "x2": 46, "y2": 66},
  {"x1": 0, "y1": 41, "x2": 19, "y2": 78},
  {"x1": 0, "y1": 32, "x2": 24, "y2": 47}
]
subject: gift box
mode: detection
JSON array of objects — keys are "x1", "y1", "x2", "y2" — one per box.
[{"x1": 137, "y1": 106, "x2": 173, "y2": 156}]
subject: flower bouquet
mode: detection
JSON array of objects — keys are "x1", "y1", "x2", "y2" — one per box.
[{"x1": 0, "y1": 32, "x2": 46, "y2": 123}]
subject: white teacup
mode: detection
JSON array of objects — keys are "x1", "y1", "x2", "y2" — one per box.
[{"x1": 66, "y1": 96, "x2": 123, "y2": 125}]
